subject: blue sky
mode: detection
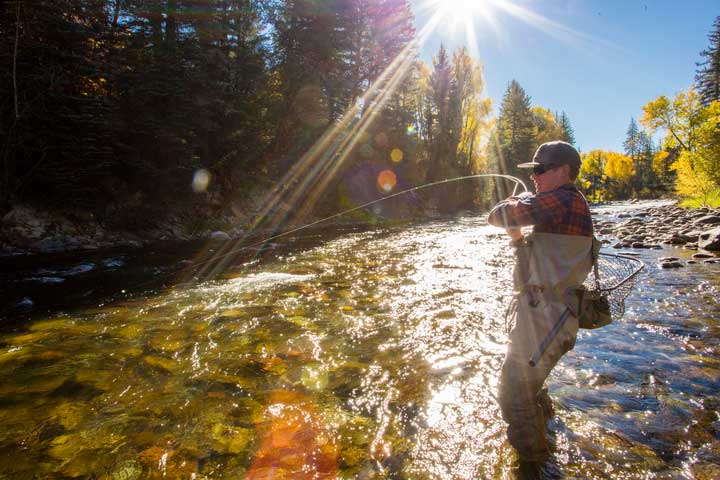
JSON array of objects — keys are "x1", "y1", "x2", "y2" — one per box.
[{"x1": 408, "y1": 0, "x2": 718, "y2": 153}]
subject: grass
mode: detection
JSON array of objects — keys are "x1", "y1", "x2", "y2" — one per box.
[{"x1": 679, "y1": 188, "x2": 720, "y2": 209}]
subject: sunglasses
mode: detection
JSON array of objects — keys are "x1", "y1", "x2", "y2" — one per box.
[{"x1": 532, "y1": 164, "x2": 560, "y2": 176}]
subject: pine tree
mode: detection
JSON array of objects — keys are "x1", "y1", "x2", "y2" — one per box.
[
  {"x1": 489, "y1": 80, "x2": 535, "y2": 196},
  {"x1": 696, "y1": 16, "x2": 720, "y2": 106},
  {"x1": 427, "y1": 44, "x2": 453, "y2": 183},
  {"x1": 623, "y1": 118, "x2": 645, "y2": 195},
  {"x1": 558, "y1": 111, "x2": 575, "y2": 145},
  {"x1": 623, "y1": 118, "x2": 641, "y2": 160}
]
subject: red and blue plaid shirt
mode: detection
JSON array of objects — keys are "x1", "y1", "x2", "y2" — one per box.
[{"x1": 487, "y1": 183, "x2": 593, "y2": 237}]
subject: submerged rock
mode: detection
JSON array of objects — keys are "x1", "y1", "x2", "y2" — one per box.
[
  {"x1": 105, "y1": 459, "x2": 143, "y2": 480},
  {"x1": 660, "y1": 261, "x2": 684, "y2": 269}
]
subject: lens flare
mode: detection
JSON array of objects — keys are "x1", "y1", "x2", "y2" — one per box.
[
  {"x1": 390, "y1": 148, "x2": 404, "y2": 163},
  {"x1": 377, "y1": 170, "x2": 397, "y2": 193},
  {"x1": 192, "y1": 169, "x2": 211, "y2": 193}
]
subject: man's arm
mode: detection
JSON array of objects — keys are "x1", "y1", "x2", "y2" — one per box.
[{"x1": 488, "y1": 191, "x2": 567, "y2": 229}]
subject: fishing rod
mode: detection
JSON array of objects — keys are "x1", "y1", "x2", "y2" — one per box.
[
  {"x1": 240, "y1": 174, "x2": 527, "y2": 252},
  {"x1": 177, "y1": 173, "x2": 529, "y2": 280}
]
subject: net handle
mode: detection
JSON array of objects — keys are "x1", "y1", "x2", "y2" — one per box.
[{"x1": 591, "y1": 237, "x2": 601, "y2": 291}]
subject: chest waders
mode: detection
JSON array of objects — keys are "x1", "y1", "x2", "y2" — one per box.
[
  {"x1": 498, "y1": 232, "x2": 593, "y2": 463},
  {"x1": 512, "y1": 233, "x2": 594, "y2": 367}
]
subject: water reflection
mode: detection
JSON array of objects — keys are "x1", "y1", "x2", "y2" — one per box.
[{"x1": 0, "y1": 203, "x2": 719, "y2": 478}]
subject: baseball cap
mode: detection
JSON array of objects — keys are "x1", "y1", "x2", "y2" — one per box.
[{"x1": 518, "y1": 141, "x2": 581, "y2": 169}]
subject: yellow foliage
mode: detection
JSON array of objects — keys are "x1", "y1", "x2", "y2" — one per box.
[
  {"x1": 671, "y1": 151, "x2": 717, "y2": 204},
  {"x1": 604, "y1": 152, "x2": 635, "y2": 184},
  {"x1": 652, "y1": 150, "x2": 670, "y2": 177},
  {"x1": 580, "y1": 150, "x2": 606, "y2": 178},
  {"x1": 531, "y1": 107, "x2": 563, "y2": 145},
  {"x1": 578, "y1": 150, "x2": 612, "y2": 201}
]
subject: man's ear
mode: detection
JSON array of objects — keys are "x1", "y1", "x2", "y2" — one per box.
[{"x1": 561, "y1": 164, "x2": 571, "y2": 179}]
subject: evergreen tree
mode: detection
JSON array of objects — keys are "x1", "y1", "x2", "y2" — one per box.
[
  {"x1": 427, "y1": 44, "x2": 453, "y2": 183},
  {"x1": 696, "y1": 16, "x2": 720, "y2": 106},
  {"x1": 558, "y1": 111, "x2": 576, "y2": 145},
  {"x1": 623, "y1": 118, "x2": 641, "y2": 160},
  {"x1": 489, "y1": 80, "x2": 535, "y2": 196}
]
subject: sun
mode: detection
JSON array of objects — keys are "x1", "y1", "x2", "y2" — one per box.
[{"x1": 436, "y1": 0, "x2": 490, "y2": 22}]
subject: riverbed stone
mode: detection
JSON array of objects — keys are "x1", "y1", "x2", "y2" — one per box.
[
  {"x1": 668, "y1": 233, "x2": 695, "y2": 244},
  {"x1": 698, "y1": 227, "x2": 720, "y2": 251},
  {"x1": 693, "y1": 215, "x2": 720, "y2": 226},
  {"x1": 30, "y1": 237, "x2": 70, "y2": 253},
  {"x1": 660, "y1": 261, "x2": 684, "y2": 268},
  {"x1": 692, "y1": 252, "x2": 716, "y2": 259}
]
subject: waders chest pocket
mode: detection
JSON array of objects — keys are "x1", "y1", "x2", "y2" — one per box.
[{"x1": 576, "y1": 288, "x2": 612, "y2": 329}]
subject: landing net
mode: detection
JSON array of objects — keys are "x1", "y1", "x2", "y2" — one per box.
[{"x1": 584, "y1": 253, "x2": 644, "y2": 319}]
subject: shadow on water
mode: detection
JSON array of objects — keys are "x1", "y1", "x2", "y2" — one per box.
[
  {"x1": 0, "y1": 223, "x2": 401, "y2": 328},
  {"x1": 0, "y1": 201, "x2": 719, "y2": 478}
]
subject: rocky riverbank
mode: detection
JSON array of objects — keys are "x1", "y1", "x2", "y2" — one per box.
[
  {"x1": 594, "y1": 201, "x2": 720, "y2": 267},
  {"x1": 0, "y1": 204, "x2": 245, "y2": 256}
]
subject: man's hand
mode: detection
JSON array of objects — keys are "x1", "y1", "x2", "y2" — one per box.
[{"x1": 506, "y1": 227, "x2": 523, "y2": 242}]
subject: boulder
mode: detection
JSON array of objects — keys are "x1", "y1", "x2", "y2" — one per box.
[
  {"x1": 698, "y1": 227, "x2": 720, "y2": 251},
  {"x1": 669, "y1": 233, "x2": 696, "y2": 244},
  {"x1": 30, "y1": 237, "x2": 69, "y2": 253},
  {"x1": 660, "y1": 261, "x2": 683, "y2": 268},
  {"x1": 694, "y1": 215, "x2": 720, "y2": 226}
]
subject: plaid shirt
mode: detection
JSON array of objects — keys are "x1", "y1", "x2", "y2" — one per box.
[{"x1": 488, "y1": 183, "x2": 593, "y2": 236}]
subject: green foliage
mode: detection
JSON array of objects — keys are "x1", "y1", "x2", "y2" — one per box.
[
  {"x1": 642, "y1": 86, "x2": 720, "y2": 204},
  {"x1": 679, "y1": 188, "x2": 720, "y2": 208},
  {"x1": 1, "y1": 0, "x2": 275, "y2": 214},
  {"x1": 696, "y1": 16, "x2": 720, "y2": 106},
  {"x1": 557, "y1": 111, "x2": 576, "y2": 145},
  {"x1": 0, "y1": 0, "x2": 425, "y2": 222},
  {"x1": 623, "y1": 117, "x2": 659, "y2": 196},
  {"x1": 487, "y1": 80, "x2": 535, "y2": 197}
]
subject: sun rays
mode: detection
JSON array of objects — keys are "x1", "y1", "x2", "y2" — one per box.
[
  {"x1": 417, "y1": 0, "x2": 623, "y2": 59},
  {"x1": 177, "y1": 0, "x2": 619, "y2": 284}
]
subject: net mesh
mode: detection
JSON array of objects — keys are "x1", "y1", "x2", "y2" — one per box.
[{"x1": 583, "y1": 253, "x2": 644, "y2": 319}]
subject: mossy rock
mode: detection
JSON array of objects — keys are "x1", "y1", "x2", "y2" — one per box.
[
  {"x1": 142, "y1": 355, "x2": 180, "y2": 374},
  {"x1": 104, "y1": 459, "x2": 143, "y2": 480}
]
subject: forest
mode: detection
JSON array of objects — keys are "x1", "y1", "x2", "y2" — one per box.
[{"x1": 1, "y1": 2, "x2": 719, "y2": 239}]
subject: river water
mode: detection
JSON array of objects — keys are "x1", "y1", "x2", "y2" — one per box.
[{"x1": 0, "y1": 200, "x2": 719, "y2": 479}]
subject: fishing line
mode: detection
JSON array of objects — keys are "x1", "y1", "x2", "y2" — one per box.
[{"x1": 138, "y1": 173, "x2": 529, "y2": 289}]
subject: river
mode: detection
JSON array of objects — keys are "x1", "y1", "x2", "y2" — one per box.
[{"x1": 0, "y1": 200, "x2": 718, "y2": 479}]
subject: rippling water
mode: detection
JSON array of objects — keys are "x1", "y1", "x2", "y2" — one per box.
[{"x1": 1, "y1": 201, "x2": 719, "y2": 479}]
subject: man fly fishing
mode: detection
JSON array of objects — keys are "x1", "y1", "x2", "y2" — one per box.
[{"x1": 487, "y1": 141, "x2": 594, "y2": 478}]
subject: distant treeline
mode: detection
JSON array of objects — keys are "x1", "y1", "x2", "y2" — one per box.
[
  {"x1": 0, "y1": 0, "x2": 582, "y2": 227},
  {"x1": 1, "y1": 1, "x2": 583, "y2": 229}
]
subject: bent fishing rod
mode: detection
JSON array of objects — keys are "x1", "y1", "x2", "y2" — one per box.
[
  {"x1": 184, "y1": 173, "x2": 529, "y2": 276},
  {"x1": 133, "y1": 173, "x2": 528, "y2": 290}
]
